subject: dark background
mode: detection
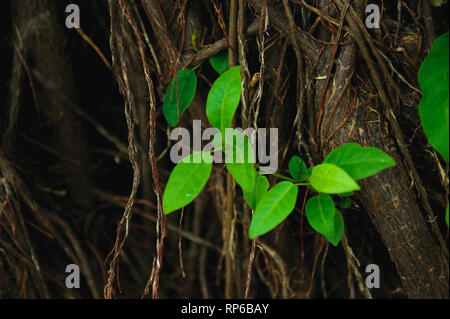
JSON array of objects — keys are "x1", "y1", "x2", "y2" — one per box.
[{"x1": 0, "y1": 0, "x2": 448, "y2": 299}]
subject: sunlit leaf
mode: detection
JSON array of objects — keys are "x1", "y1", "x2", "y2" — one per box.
[
  {"x1": 206, "y1": 66, "x2": 242, "y2": 132},
  {"x1": 324, "y1": 143, "x2": 396, "y2": 180},
  {"x1": 309, "y1": 163, "x2": 360, "y2": 194},
  {"x1": 249, "y1": 181, "x2": 298, "y2": 238},
  {"x1": 163, "y1": 152, "x2": 212, "y2": 214},
  {"x1": 213, "y1": 129, "x2": 257, "y2": 192}
]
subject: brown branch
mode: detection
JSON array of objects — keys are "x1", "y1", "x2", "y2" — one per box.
[
  {"x1": 228, "y1": 0, "x2": 238, "y2": 66},
  {"x1": 256, "y1": 239, "x2": 292, "y2": 298},
  {"x1": 95, "y1": 191, "x2": 222, "y2": 253},
  {"x1": 178, "y1": 208, "x2": 186, "y2": 278},
  {"x1": 334, "y1": 0, "x2": 448, "y2": 258},
  {"x1": 282, "y1": 0, "x2": 306, "y2": 152},
  {"x1": 341, "y1": 234, "x2": 372, "y2": 299},
  {"x1": 104, "y1": 0, "x2": 141, "y2": 298},
  {"x1": 245, "y1": 0, "x2": 320, "y2": 59},
  {"x1": 118, "y1": 0, "x2": 165, "y2": 299},
  {"x1": 421, "y1": 0, "x2": 435, "y2": 49},
  {"x1": 315, "y1": 0, "x2": 350, "y2": 145},
  {"x1": 244, "y1": 234, "x2": 256, "y2": 299},
  {"x1": 238, "y1": 0, "x2": 250, "y2": 129}
]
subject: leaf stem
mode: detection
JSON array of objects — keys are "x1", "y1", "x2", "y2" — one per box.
[{"x1": 271, "y1": 173, "x2": 297, "y2": 182}]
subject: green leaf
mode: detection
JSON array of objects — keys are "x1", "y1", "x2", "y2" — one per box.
[
  {"x1": 419, "y1": 92, "x2": 449, "y2": 162},
  {"x1": 340, "y1": 191, "x2": 354, "y2": 197},
  {"x1": 249, "y1": 181, "x2": 298, "y2": 238},
  {"x1": 324, "y1": 143, "x2": 396, "y2": 180},
  {"x1": 163, "y1": 69, "x2": 197, "y2": 127},
  {"x1": 206, "y1": 66, "x2": 242, "y2": 132},
  {"x1": 210, "y1": 51, "x2": 229, "y2": 75},
  {"x1": 163, "y1": 152, "x2": 212, "y2": 214},
  {"x1": 225, "y1": 131, "x2": 256, "y2": 192},
  {"x1": 305, "y1": 167, "x2": 313, "y2": 179},
  {"x1": 310, "y1": 163, "x2": 360, "y2": 194},
  {"x1": 213, "y1": 129, "x2": 257, "y2": 192},
  {"x1": 306, "y1": 196, "x2": 344, "y2": 246},
  {"x1": 327, "y1": 209, "x2": 344, "y2": 246},
  {"x1": 430, "y1": 32, "x2": 449, "y2": 56},
  {"x1": 288, "y1": 155, "x2": 308, "y2": 182},
  {"x1": 418, "y1": 32, "x2": 449, "y2": 162},
  {"x1": 338, "y1": 196, "x2": 352, "y2": 209},
  {"x1": 305, "y1": 194, "x2": 336, "y2": 240},
  {"x1": 243, "y1": 173, "x2": 270, "y2": 211}
]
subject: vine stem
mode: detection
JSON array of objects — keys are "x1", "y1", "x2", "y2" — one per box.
[
  {"x1": 294, "y1": 182, "x2": 309, "y2": 186},
  {"x1": 244, "y1": 211, "x2": 256, "y2": 299}
]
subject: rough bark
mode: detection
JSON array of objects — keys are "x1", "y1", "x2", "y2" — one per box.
[{"x1": 11, "y1": 0, "x2": 93, "y2": 207}]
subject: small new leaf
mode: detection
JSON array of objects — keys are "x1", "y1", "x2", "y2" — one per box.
[
  {"x1": 288, "y1": 155, "x2": 307, "y2": 182},
  {"x1": 243, "y1": 173, "x2": 269, "y2": 211}
]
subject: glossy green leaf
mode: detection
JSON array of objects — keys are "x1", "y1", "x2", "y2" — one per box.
[
  {"x1": 249, "y1": 181, "x2": 299, "y2": 238},
  {"x1": 324, "y1": 143, "x2": 396, "y2": 180},
  {"x1": 163, "y1": 69, "x2": 197, "y2": 127},
  {"x1": 206, "y1": 66, "x2": 242, "y2": 132},
  {"x1": 163, "y1": 152, "x2": 212, "y2": 214},
  {"x1": 213, "y1": 129, "x2": 256, "y2": 192},
  {"x1": 418, "y1": 32, "x2": 449, "y2": 162},
  {"x1": 210, "y1": 51, "x2": 229, "y2": 75},
  {"x1": 430, "y1": 32, "x2": 449, "y2": 56},
  {"x1": 327, "y1": 209, "x2": 344, "y2": 246},
  {"x1": 305, "y1": 194, "x2": 336, "y2": 240},
  {"x1": 225, "y1": 131, "x2": 256, "y2": 193},
  {"x1": 243, "y1": 173, "x2": 270, "y2": 211},
  {"x1": 288, "y1": 156, "x2": 308, "y2": 182},
  {"x1": 310, "y1": 163, "x2": 360, "y2": 194}
]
